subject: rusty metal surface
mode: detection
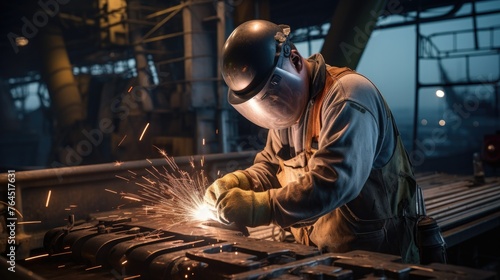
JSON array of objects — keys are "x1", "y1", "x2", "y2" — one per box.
[
  {"x1": 1, "y1": 155, "x2": 500, "y2": 279},
  {"x1": 12, "y1": 209, "x2": 497, "y2": 280},
  {"x1": 0, "y1": 151, "x2": 257, "y2": 258}
]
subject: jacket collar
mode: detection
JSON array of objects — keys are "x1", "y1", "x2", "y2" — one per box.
[{"x1": 307, "y1": 53, "x2": 327, "y2": 100}]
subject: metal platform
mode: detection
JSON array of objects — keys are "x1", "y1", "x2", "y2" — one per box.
[
  {"x1": 5, "y1": 209, "x2": 497, "y2": 280},
  {"x1": 1, "y1": 152, "x2": 500, "y2": 279},
  {"x1": 418, "y1": 173, "x2": 500, "y2": 247}
]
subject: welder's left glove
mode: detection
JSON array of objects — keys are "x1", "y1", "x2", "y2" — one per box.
[{"x1": 216, "y1": 188, "x2": 271, "y2": 227}]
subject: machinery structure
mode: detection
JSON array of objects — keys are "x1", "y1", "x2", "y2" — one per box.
[
  {"x1": 1, "y1": 0, "x2": 500, "y2": 279},
  {"x1": 5, "y1": 209, "x2": 497, "y2": 279},
  {"x1": 1, "y1": 0, "x2": 498, "y2": 170}
]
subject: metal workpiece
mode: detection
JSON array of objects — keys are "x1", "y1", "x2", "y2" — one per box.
[
  {"x1": 0, "y1": 151, "x2": 257, "y2": 257},
  {"x1": 1, "y1": 154, "x2": 499, "y2": 279},
  {"x1": 26, "y1": 209, "x2": 495, "y2": 280}
]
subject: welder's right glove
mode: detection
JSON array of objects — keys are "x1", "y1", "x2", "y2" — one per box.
[
  {"x1": 203, "y1": 171, "x2": 250, "y2": 209},
  {"x1": 216, "y1": 188, "x2": 271, "y2": 227}
]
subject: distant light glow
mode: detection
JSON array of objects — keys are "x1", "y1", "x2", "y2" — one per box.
[
  {"x1": 436, "y1": 90, "x2": 445, "y2": 98},
  {"x1": 438, "y1": 120, "x2": 446, "y2": 126},
  {"x1": 16, "y1": 37, "x2": 29, "y2": 47},
  {"x1": 421, "y1": 119, "x2": 428, "y2": 125}
]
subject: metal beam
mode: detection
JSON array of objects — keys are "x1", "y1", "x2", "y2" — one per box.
[{"x1": 320, "y1": 0, "x2": 387, "y2": 69}]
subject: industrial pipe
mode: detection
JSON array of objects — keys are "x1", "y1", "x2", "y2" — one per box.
[{"x1": 39, "y1": 23, "x2": 84, "y2": 128}]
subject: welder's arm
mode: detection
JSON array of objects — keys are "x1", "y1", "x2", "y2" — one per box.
[
  {"x1": 271, "y1": 75, "x2": 381, "y2": 228},
  {"x1": 238, "y1": 130, "x2": 284, "y2": 191},
  {"x1": 204, "y1": 128, "x2": 283, "y2": 209},
  {"x1": 212, "y1": 129, "x2": 285, "y2": 226}
]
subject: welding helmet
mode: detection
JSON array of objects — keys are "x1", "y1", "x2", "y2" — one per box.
[{"x1": 221, "y1": 20, "x2": 309, "y2": 129}]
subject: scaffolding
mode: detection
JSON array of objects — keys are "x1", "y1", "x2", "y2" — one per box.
[{"x1": 412, "y1": 1, "x2": 500, "y2": 164}]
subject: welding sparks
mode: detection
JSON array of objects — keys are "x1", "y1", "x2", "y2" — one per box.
[
  {"x1": 52, "y1": 251, "x2": 72, "y2": 257},
  {"x1": 111, "y1": 147, "x2": 215, "y2": 228},
  {"x1": 118, "y1": 135, "x2": 127, "y2": 146},
  {"x1": 85, "y1": 265, "x2": 102, "y2": 271},
  {"x1": 123, "y1": 275, "x2": 141, "y2": 280},
  {"x1": 115, "y1": 175, "x2": 130, "y2": 182},
  {"x1": 139, "y1": 123, "x2": 150, "y2": 141},
  {"x1": 25, "y1": 254, "x2": 49, "y2": 261},
  {"x1": 105, "y1": 188, "x2": 118, "y2": 194},
  {"x1": 123, "y1": 196, "x2": 142, "y2": 202},
  {"x1": 191, "y1": 203, "x2": 216, "y2": 221},
  {"x1": 18, "y1": 221, "x2": 42, "y2": 225},
  {"x1": 115, "y1": 161, "x2": 123, "y2": 166},
  {"x1": 45, "y1": 190, "x2": 52, "y2": 208}
]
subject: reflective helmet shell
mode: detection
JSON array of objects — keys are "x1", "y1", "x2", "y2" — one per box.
[
  {"x1": 221, "y1": 20, "x2": 309, "y2": 129},
  {"x1": 221, "y1": 20, "x2": 283, "y2": 97}
]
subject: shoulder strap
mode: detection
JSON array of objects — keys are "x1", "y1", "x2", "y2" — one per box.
[{"x1": 306, "y1": 67, "x2": 355, "y2": 152}]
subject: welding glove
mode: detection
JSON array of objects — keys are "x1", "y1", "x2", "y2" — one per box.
[
  {"x1": 216, "y1": 188, "x2": 271, "y2": 227},
  {"x1": 204, "y1": 171, "x2": 251, "y2": 209}
]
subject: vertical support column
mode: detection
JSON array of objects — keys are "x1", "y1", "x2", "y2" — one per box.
[
  {"x1": 183, "y1": 0, "x2": 218, "y2": 154},
  {"x1": 233, "y1": 0, "x2": 270, "y2": 25},
  {"x1": 0, "y1": 81, "x2": 20, "y2": 131},
  {"x1": 216, "y1": 0, "x2": 229, "y2": 153},
  {"x1": 128, "y1": 0, "x2": 153, "y2": 113},
  {"x1": 412, "y1": 1, "x2": 421, "y2": 156},
  {"x1": 111, "y1": 0, "x2": 155, "y2": 161}
]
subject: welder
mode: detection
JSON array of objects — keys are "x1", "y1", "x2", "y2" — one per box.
[{"x1": 204, "y1": 19, "x2": 423, "y2": 263}]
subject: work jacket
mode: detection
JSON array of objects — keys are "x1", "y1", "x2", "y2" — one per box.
[{"x1": 241, "y1": 53, "x2": 420, "y2": 263}]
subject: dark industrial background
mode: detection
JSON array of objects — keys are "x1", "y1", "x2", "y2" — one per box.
[
  {"x1": 0, "y1": 0, "x2": 500, "y2": 279},
  {"x1": 0, "y1": 0, "x2": 498, "y2": 173}
]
